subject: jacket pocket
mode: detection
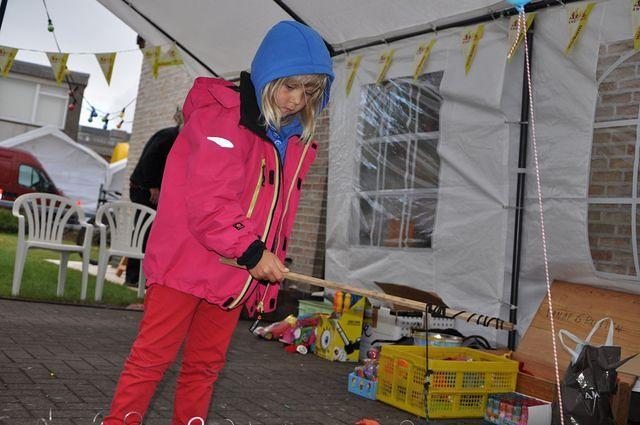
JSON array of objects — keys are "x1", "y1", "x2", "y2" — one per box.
[{"x1": 247, "y1": 158, "x2": 266, "y2": 218}]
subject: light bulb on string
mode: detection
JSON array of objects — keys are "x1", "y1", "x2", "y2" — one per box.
[
  {"x1": 102, "y1": 113, "x2": 110, "y2": 130},
  {"x1": 116, "y1": 120, "x2": 124, "y2": 129},
  {"x1": 119, "y1": 107, "x2": 125, "y2": 119},
  {"x1": 88, "y1": 107, "x2": 98, "y2": 123},
  {"x1": 47, "y1": 18, "x2": 54, "y2": 32}
]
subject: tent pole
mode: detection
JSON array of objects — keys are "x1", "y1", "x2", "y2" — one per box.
[
  {"x1": 271, "y1": 0, "x2": 335, "y2": 56},
  {"x1": 508, "y1": 23, "x2": 535, "y2": 351},
  {"x1": 0, "y1": 0, "x2": 8, "y2": 34}
]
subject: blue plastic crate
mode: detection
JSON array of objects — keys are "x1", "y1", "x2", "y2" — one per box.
[{"x1": 348, "y1": 372, "x2": 377, "y2": 400}]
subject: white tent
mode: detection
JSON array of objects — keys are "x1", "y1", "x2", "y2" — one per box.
[
  {"x1": 96, "y1": 0, "x2": 507, "y2": 78},
  {"x1": 97, "y1": 0, "x2": 640, "y2": 342},
  {"x1": 106, "y1": 158, "x2": 128, "y2": 198},
  {"x1": 0, "y1": 126, "x2": 110, "y2": 214}
]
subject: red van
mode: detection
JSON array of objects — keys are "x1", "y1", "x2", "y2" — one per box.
[{"x1": 0, "y1": 146, "x2": 63, "y2": 207}]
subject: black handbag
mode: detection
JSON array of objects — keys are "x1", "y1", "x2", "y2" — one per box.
[{"x1": 552, "y1": 318, "x2": 635, "y2": 425}]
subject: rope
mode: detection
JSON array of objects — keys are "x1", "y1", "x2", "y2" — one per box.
[
  {"x1": 515, "y1": 9, "x2": 565, "y2": 424},
  {"x1": 39, "y1": 0, "x2": 139, "y2": 120}
]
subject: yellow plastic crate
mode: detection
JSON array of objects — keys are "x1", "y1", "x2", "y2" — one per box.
[{"x1": 376, "y1": 346, "x2": 518, "y2": 419}]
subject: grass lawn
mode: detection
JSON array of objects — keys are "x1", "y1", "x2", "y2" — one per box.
[{"x1": 0, "y1": 232, "x2": 141, "y2": 306}]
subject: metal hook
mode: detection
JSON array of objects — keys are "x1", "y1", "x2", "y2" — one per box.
[
  {"x1": 188, "y1": 418, "x2": 205, "y2": 425},
  {"x1": 381, "y1": 37, "x2": 391, "y2": 51},
  {"x1": 339, "y1": 42, "x2": 350, "y2": 59},
  {"x1": 489, "y1": 9, "x2": 502, "y2": 21}
]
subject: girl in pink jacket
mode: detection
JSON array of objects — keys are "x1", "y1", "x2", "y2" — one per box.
[{"x1": 104, "y1": 20, "x2": 334, "y2": 425}]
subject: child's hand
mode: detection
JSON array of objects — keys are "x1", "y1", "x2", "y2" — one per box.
[{"x1": 249, "y1": 251, "x2": 290, "y2": 283}]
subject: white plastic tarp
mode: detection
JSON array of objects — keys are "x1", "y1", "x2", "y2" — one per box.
[
  {"x1": 96, "y1": 0, "x2": 506, "y2": 77},
  {"x1": 106, "y1": 158, "x2": 128, "y2": 198},
  {"x1": 0, "y1": 126, "x2": 110, "y2": 214},
  {"x1": 328, "y1": 21, "x2": 512, "y2": 340}
]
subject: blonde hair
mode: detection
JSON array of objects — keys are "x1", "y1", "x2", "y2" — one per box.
[{"x1": 260, "y1": 74, "x2": 329, "y2": 143}]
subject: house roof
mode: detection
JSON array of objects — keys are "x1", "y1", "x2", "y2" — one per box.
[{"x1": 10, "y1": 60, "x2": 90, "y2": 86}]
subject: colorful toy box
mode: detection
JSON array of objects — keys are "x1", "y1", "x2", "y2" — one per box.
[
  {"x1": 348, "y1": 372, "x2": 377, "y2": 400},
  {"x1": 314, "y1": 296, "x2": 366, "y2": 362}
]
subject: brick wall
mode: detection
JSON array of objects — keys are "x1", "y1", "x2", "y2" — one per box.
[
  {"x1": 589, "y1": 39, "x2": 640, "y2": 276},
  {"x1": 287, "y1": 109, "x2": 330, "y2": 278},
  {"x1": 124, "y1": 59, "x2": 193, "y2": 199},
  {"x1": 128, "y1": 62, "x2": 329, "y2": 278}
]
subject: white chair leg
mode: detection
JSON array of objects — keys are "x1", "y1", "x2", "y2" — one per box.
[
  {"x1": 57, "y1": 251, "x2": 70, "y2": 297},
  {"x1": 80, "y1": 255, "x2": 90, "y2": 301},
  {"x1": 137, "y1": 270, "x2": 146, "y2": 298},
  {"x1": 95, "y1": 252, "x2": 110, "y2": 302},
  {"x1": 11, "y1": 243, "x2": 28, "y2": 296}
]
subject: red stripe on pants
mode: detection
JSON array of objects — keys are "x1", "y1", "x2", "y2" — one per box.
[{"x1": 104, "y1": 284, "x2": 241, "y2": 425}]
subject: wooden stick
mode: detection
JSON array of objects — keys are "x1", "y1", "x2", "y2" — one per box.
[{"x1": 220, "y1": 258, "x2": 515, "y2": 331}]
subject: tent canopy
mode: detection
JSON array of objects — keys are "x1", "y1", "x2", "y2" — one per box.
[{"x1": 97, "y1": 0, "x2": 508, "y2": 77}]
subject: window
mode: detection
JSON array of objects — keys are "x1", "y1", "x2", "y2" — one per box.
[
  {"x1": 18, "y1": 165, "x2": 41, "y2": 189},
  {"x1": 353, "y1": 72, "x2": 443, "y2": 249},
  {"x1": 589, "y1": 39, "x2": 640, "y2": 278},
  {"x1": 0, "y1": 76, "x2": 68, "y2": 128}
]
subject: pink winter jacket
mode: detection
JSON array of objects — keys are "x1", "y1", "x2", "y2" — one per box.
[{"x1": 142, "y1": 76, "x2": 317, "y2": 316}]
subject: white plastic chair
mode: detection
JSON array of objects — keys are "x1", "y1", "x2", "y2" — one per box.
[
  {"x1": 94, "y1": 201, "x2": 156, "y2": 301},
  {"x1": 12, "y1": 193, "x2": 93, "y2": 299}
]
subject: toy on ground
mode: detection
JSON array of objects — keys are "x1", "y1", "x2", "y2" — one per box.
[
  {"x1": 253, "y1": 314, "x2": 320, "y2": 355},
  {"x1": 315, "y1": 295, "x2": 366, "y2": 362},
  {"x1": 252, "y1": 314, "x2": 297, "y2": 340}
]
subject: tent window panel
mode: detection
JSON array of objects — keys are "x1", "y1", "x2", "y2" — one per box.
[
  {"x1": 358, "y1": 85, "x2": 386, "y2": 139},
  {"x1": 355, "y1": 194, "x2": 432, "y2": 248},
  {"x1": 406, "y1": 197, "x2": 435, "y2": 248},
  {"x1": 589, "y1": 126, "x2": 635, "y2": 198},
  {"x1": 414, "y1": 139, "x2": 439, "y2": 189},
  {"x1": 353, "y1": 71, "x2": 442, "y2": 250},
  {"x1": 382, "y1": 81, "x2": 415, "y2": 136},
  {"x1": 588, "y1": 204, "x2": 635, "y2": 277},
  {"x1": 359, "y1": 143, "x2": 381, "y2": 192},
  {"x1": 383, "y1": 141, "x2": 410, "y2": 190}
]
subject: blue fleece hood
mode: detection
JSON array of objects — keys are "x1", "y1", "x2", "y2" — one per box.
[{"x1": 251, "y1": 21, "x2": 334, "y2": 114}]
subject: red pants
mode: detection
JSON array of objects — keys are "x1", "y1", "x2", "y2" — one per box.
[{"x1": 104, "y1": 284, "x2": 241, "y2": 425}]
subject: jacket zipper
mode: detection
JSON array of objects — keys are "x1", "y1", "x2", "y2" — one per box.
[
  {"x1": 273, "y1": 142, "x2": 312, "y2": 256},
  {"x1": 247, "y1": 158, "x2": 265, "y2": 218},
  {"x1": 227, "y1": 146, "x2": 281, "y2": 310}
]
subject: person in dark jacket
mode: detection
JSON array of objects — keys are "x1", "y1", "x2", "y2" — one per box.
[{"x1": 125, "y1": 108, "x2": 182, "y2": 285}]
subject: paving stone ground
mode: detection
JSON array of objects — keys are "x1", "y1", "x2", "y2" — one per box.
[{"x1": 0, "y1": 299, "x2": 481, "y2": 425}]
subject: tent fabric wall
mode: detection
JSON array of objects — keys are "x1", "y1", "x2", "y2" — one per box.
[
  {"x1": 328, "y1": 0, "x2": 640, "y2": 341},
  {"x1": 106, "y1": 159, "x2": 128, "y2": 198},
  {"x1": 327, "y1": 22, "x2": 512, "y2": 340},
  {"x1": 0, "y1": 126, "x2": 110, "y2": 214}
]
